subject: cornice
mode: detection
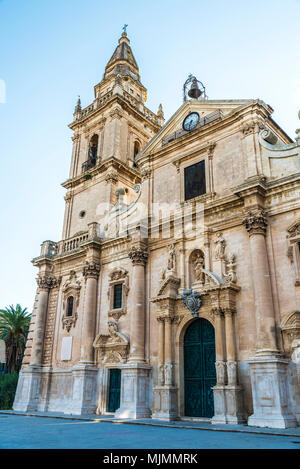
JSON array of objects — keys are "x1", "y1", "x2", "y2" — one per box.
[
  {"x1": 69, "y1": 93, "x2": 160, "y2": 133},
  {"x1": 61, "y1": 156, "x2": 142, "y2": 189},
  {"x1": 138, "y1": 101, "x2": 270, "y2": 165},
  {"x1": 233, "y1": 175, "x2": 267, "y2": 198},
  {"x1": 171, "y1": 141, "x2": 216, "y2": 170}
]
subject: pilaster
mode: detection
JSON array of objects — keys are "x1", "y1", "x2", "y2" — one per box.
[{"x1": 243, "y1": 208, "x2": 296, "y2": 427}]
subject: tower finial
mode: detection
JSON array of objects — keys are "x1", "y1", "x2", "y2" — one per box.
[
  {"x1": 122, "y1": 24, "x2": 128, "y2": 36},
  {"x1": 74, "y1": 95, "x2": 81, "y2": 112},
  {"x1": 157, "y1": 103, "x2": 164, "y2": 119}
]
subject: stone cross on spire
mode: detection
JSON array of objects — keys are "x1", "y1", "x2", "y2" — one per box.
[{"x1": 122, "y1": 24, "x2": 128, "y2": 35}]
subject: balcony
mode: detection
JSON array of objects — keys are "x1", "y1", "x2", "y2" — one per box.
[
  {"x1": 82, "y1": 157, "x2": 97, "y2": 173},
  {"x1": 35, "y1": 223, "x2": 102, "y2": 263}
]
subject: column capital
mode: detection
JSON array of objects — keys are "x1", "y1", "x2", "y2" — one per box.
[
  {"x1": 105, "y1": 171, "x2": 118, "y2": 185},
  {"x1": 36, "y1": 275, "x2": 60, "y2": 290},
  {"x1": 211, "y1": 306, "x2": 223, "y2": 317},
  {"x1": 242, "y1": 209, "x2": 268, "y2": 236},
  {"x1": 64, "y1": 192, "x2": 72, "y2": 203},
  {"x1": 157, "y1": 315, "x2": 165, "y2": 323},
  {"x1": 128, "y1": 245, "x2": 148, "y2": 266},
  {"x1": 223, "y1": 307, "x2": 236, "y2": 317},
  {"x1": 164, "y1": 316, "x2": 174, "y2": 324},
  {"x1": 83, "y1": 261, "x2": 100, "y2": 278}
]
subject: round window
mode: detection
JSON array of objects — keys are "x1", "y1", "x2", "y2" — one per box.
[{"x1": 79, "y1": 210, "x2": 86, "y2": 218}]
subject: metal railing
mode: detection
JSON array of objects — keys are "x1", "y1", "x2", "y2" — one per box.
[
  {"x1": 82, "y1": 157, "x2": 97, "y2": 173},
  {"x1": 162, "y1": 109, "x2": 222, "y2": 146}
]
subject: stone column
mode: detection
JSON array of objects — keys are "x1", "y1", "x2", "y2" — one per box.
[
  {"x1": 164, "y1": 318, "x2": 173, "y2": 386},
  {"x1": 211, "y1": 307, "x2": 227, "y2": 424},
  {"x1": 214, "y1": 308, "x2": 226, "y2": 384},
  {"x1": 31, "y1": 275, "x2": 55, "y2": 366},
  {"x1": 224, "y1": 308, "x2": 244, "y2": 424},
  {"x1": 13, "y1": 274, "x2": 57, "y2": 412},
  {"x1": 243, "y1": 209, "x2": 296, "y2": 428},
  {"x1": 157, "y1": 317, "x2": 165, "y2": 386},
  {"x1": 70, "y1": 260, "x2": 100, "y2": 415},
  {"x1": 115, "y1": 240, "x2": 151, "y2": 419},
  {"x1": 80, "y1": 261, "x2": 100, "y2": 364},
  {"x1": 128, "y1": 243, "x2": 148, "y2": 363},
  {"x1": 152, "y1": 312, "x2": 177, "y2": 421},
  {"x1": 243, "y1": 210, "x2": 278, "y2": 354}
]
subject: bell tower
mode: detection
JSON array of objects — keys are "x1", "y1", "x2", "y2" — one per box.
[{"x1": 63, "y1": 30, "x2": 164, "y2": 240}]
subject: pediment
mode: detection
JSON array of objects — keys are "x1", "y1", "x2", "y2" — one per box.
[
  {"x1": 93, "y1": 321, "x2": 130, "y2": 365},
  {"x1": 93, "y1": 332, "x2": 129, "y2": 348},
  {"x1": 138, "y1": 99, "x2": 254, "y2": 158},
  {"x1": 287, "y1": 220, "x2": 300, "y2": 238}
]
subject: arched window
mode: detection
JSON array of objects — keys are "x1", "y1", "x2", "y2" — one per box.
[
  {"x1": 66, "y1": 296, "x2": 74, "y2": 317},
  {"x1": 133, "y1": 141, "x2": 140, "y2": 167},
  {"x1": 88, "y1": 134, "x2": 98, "y2": 163},
  {"x1": 82, "y1": 134, "x2": 99, "y2": 172}
]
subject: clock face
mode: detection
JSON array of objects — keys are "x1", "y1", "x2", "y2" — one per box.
[{"x1": 183, "y1": 112, "x2": 199, "y2": 131}]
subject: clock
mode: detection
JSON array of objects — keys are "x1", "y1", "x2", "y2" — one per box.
[{"x1": 182, "y1": 112, "x2": 199, "y2": 131}]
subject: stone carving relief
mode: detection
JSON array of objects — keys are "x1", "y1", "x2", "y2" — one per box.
[
  {"x1": 280, "y1": 311, "x2": 300, "y2": 353},
  {"x1": 189, "y1": 249, "x2": 205, "y2": 286},
  {"x1": 157, "y1": 244, "x2": 180, "y2": 296},
  {"x1": 128, "y1": 244, "x2": 148, "y2": 266},
  {"x1": 37, "y1": 274, "x2": 60, "y2": 290},
  {"x1": 167, "y1": 243, "x2": 176, "y2": 271},
  {"x1": 223, "y1": 254, "x2": 237, "y2": 284},
  {"x1": 242, "y1": 210, "x2": 268, "y2": 237},
  {"x1": 105, "y1": 171, "x2": 118, "y2": 185},
  {"x1": 286, "y1": 220, "x2": 300, "y2": 285},
  {"x1": 287, "y1": 221, "x2": 300, "y2": 239},
  {"x1": 213, "y1": 232, "x2": 237, "y2": 284},
  {"x1": 93, "y1": 320, "x2": 129, "y2": 365},
  {"x1": 181, "y1": 289, "x2": 202, "y2": 318},
  {"x1": 61, "y1": 270, "x2": 81, "y2": 332},
  {"x1": 214, "y1": 233, "x2": 226, "y2": 260}
]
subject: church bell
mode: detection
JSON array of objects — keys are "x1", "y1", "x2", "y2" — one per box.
[{"x1": 188, "y1": 78, "x2": 202, "y2": 99}]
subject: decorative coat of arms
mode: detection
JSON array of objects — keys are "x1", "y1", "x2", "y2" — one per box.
[{"x1": 181, "y1": 289, "x2": 202, "y2": 317}]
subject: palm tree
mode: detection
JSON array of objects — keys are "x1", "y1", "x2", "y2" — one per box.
[{"x1": 0, "y1": 304, "x2": 31, "y2": 373}]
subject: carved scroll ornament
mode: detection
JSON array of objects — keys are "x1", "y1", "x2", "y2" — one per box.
[{"x1": 93, "y1": 320, "x2": 129, "y2": 365}]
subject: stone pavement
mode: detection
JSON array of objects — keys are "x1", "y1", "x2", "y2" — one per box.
[
  {"x1": 0, "y1": 413, "x2": 300, "y2": 449},
  {"x1": 1, "y1": 410, "x2": 300, "y2": 437}
]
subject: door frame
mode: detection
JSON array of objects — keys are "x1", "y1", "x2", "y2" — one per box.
[
  {"x1": 175, "y1": 313, "x2": 216, "y2": 418},
  {"x1": 96, "y1": 365, "x2": 122, "y2": 415},
  {"x1": 107, "y1": 368, "x2": 121, "y2": 413}
]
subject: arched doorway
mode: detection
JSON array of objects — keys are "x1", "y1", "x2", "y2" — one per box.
[{"x1": 184, "y1": 318, "x2": 216, "y2": 418}]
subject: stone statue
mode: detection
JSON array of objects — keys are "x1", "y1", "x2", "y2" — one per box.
[
  {"x1": 193, "y1": 252, "x2": 205, "y2": 284},
  {"x1": 214, "y1": 232, "x2": 226, "y2": 260},
  {"x1": 224, "y1": 253, "x2": 237, "y2": 284},
  {"x1": 167, "y1": 243, "x2": 176, "y2": 271},
  {"x1": 107, "y1": 320, "x2": 119, "y2": 343}
]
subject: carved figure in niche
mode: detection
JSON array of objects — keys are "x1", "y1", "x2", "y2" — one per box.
[
  {"x1": 107, "y1": 320, "x2": 121, "y2": 343},
  {"x1": 193, "y1": 251, "x2": 205, "y2": 285},
  {"x1": 214, "y1": 232, "x2": 226, "y2": 260},
  {"x1": 167, "y1": 243, "x2": 176, "y2": 271},
  {"x1": 158, "y1": 244, "x2": 177, "y2": 289},
  {"x1": 224, "y1": 254, "x2": 237, "y2": 284}
]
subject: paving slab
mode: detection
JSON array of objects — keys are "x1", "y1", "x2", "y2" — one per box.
[{"x1": 1, "y1": 410, "x2": 300, "y2": 438}]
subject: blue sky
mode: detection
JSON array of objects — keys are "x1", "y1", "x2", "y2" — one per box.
[{"x1": 0, "y1": 0, "x2": 299, "y2": 311}]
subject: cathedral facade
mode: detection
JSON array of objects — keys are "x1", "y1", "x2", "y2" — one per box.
[{"x1": 13, "y1": 32, "x2": 300, "y2": 428}]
